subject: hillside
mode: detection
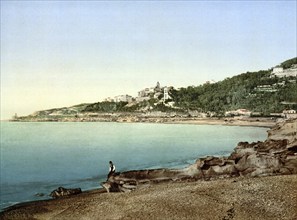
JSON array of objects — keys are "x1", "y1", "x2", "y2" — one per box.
[
  {"x1": 170, "y1": 59, "x2": 297, "y2": 114},
  {"x1": 15, "y1": 57, "x2": 297, "y2": 121}
]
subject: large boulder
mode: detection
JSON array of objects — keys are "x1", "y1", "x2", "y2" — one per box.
[
  {"x1": 228, "y1": 119, "x2": 297, "y2": 177},
  {"x1": 50, "y1": 187, "x2": 82, "y2": 198},
  {"x1": 102, "y1": 167, "x2": 201, "y2": 193}
]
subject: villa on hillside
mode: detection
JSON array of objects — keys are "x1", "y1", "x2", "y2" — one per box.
[
  {"x1": 255, "y1": 84, "x2": 278, "y2": 92},
  {"x1": 114, "y1": 94, "x2": 133, "y2": 103},
  {"x1": 283, "y1": 109, "x2": 296, "y2": 114},
  {"x1": 282, "y1": 109, "x2": 297, "y2": 119},
  {"x1": 137, "y1": 82, "x2": 173, "y2": 102},
  {"x1": 103, "y1": 94, "x2": 133, "y2": 103},
  {"x1": 103, "y1": 82, "x2": 174, "y2": 103},
  {"x1": 225, "y1": 109, "x2": 252, "y2": 117},
  {"x1": 272, "y1": 66, "x2": 283, "y2": 74},
  {"x1": 138, "y1": 87, "x2": 154, "y2": 98},
  {"x1": 271, "y1": 64, "x2": 297, "y2": 78}
]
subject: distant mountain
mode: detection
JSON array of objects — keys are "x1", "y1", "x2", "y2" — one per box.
[{"x1": 15, "y1": 57, "x2": 297, "y2": 121}]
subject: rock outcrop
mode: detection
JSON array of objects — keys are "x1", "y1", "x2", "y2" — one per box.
[
  {"x1": 268, "y1": 118, "x2": 297, "y2": 143},
  {"x1": 50, "y1": 187, "x2": 82, "y2": 198},
  {"x1": 104, "y1": 119, "x2": 297, "y2": 192}
]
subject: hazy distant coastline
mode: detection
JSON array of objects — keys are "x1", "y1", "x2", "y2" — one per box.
[
  {"x1": 10, "y1": 114, "x2": 277, "y2": 128},
  {"x1": 10, "y1": 57, "x2": 297, "y2": 123}
]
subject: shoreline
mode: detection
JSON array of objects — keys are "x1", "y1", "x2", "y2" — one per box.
[
  {"x1": 162, "y1": 118, "x2": 276, "y2": 128},
  {"x1": 1, "y1": 188, "x2": 107, "y2": 213},
  {"x1": 7, "y1": 117, "x2": 277, "y2": 128}
]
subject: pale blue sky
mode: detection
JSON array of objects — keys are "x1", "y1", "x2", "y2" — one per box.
[{"x1": 1, "y1": 1, "x2": 296, "y2": 119}]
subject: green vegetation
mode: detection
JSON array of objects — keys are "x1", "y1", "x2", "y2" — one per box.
[
  {"x1": 169, "y1": 57, "x2": 297, "y2": 115},
  {"x1": 82, "y1": 101, "x2": 129, "y2": 112},
  {"x1": 281, "y1": 57, "x2": 297, "y2": 69},
  {"x1": 81, "y1": 99, "x2": 178, "y2": 113}
]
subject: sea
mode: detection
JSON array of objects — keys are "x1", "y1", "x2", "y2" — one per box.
[{"x1": 0, "y1": 122, "x2": 268, "y2": 210}]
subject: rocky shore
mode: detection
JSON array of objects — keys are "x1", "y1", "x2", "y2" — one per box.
[
  {"x1": 1, "y1": 119, "x2": 296, "y2": 220},
  {"x1": 101, "y1": 119, "x2": 296, "y2": 193}
]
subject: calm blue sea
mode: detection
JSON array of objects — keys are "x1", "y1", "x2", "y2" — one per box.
[{"x1": 0, "y1": 122, "x2": 267, "y2": 210}]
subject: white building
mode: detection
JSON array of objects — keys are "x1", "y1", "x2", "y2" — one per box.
[
  {"x1": 138, "y1": 88, "x2": 152, "y2": 97},
  {"x1": 272, "y1": 66, "x2": 284, "y2": 74},
  {"x1": 163, "y1": 87, "x2": 169, "y2": 101},
  {"x1": 271, "y1": 65, "x2": 297, "y2": 78},
  {"x1": 225, "y1": 109, "x2": 251, "y2": 117},
  {"x1": 283, "y1": 109, "x2": 296, "y2": 114},
  {"x1": 137, "y1": 83, "x2": 173, "y2": 102},
  {"x1": 282, "y1": 109, "x2": 297, "y2": 119},
  {"x1": 114, "y1": 94, "x2": 133, "y2": 103}
]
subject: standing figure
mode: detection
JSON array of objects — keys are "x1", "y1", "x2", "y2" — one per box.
[{"x1": 107, "y1": 161, "x2": 116, "y2": 179}]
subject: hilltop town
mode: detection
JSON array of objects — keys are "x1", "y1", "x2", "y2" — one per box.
[{"x1": 12, "y1": 57, "x2": 297, "y2": 123}]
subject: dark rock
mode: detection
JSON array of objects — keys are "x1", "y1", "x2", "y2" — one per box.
[
  {"x1": 35, "y1": 193, "x2": 45, "y2": 197},
  {"x1": 50, "y1": 187, "x2": 82, "y2": 198}
]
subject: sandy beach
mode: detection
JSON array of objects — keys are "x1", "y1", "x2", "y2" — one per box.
[
  {"x1": 162, "y1": 118, "x2": 276, "y2": 128},
  {"x1": 1, "y1": 175, "x2": 296, "y2": 220}
]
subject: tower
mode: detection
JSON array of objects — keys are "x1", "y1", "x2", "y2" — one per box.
[{"x1": 163, "y1": 86, "x2": 169, "y2": 102}]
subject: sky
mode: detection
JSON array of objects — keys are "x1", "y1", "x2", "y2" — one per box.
[{"x1": 1, "y1": 1, "x2": 296, "y2": 120}]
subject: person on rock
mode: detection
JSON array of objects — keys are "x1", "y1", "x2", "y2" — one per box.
[{"x1": 107, "y1": 161, "x2": 116, "y2": 180}]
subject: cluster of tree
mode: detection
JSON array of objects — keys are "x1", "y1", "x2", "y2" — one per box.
[
  {"x1": 82, "y1": 101, "x2": 129, "y2": 112},
  {"x1": 169, "y1": 57, "x2": 297, "y2": 115},
  {"x1": 281, "y1": 57, "x2": 297, "y2": 69},
  {"x1": 81, "y1": 99, "x2": 178, "y2": 113}
]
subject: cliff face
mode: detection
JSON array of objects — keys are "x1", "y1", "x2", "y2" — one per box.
[{"x1": 104, "y1": 119, "x2": 297, "y2": 192}]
